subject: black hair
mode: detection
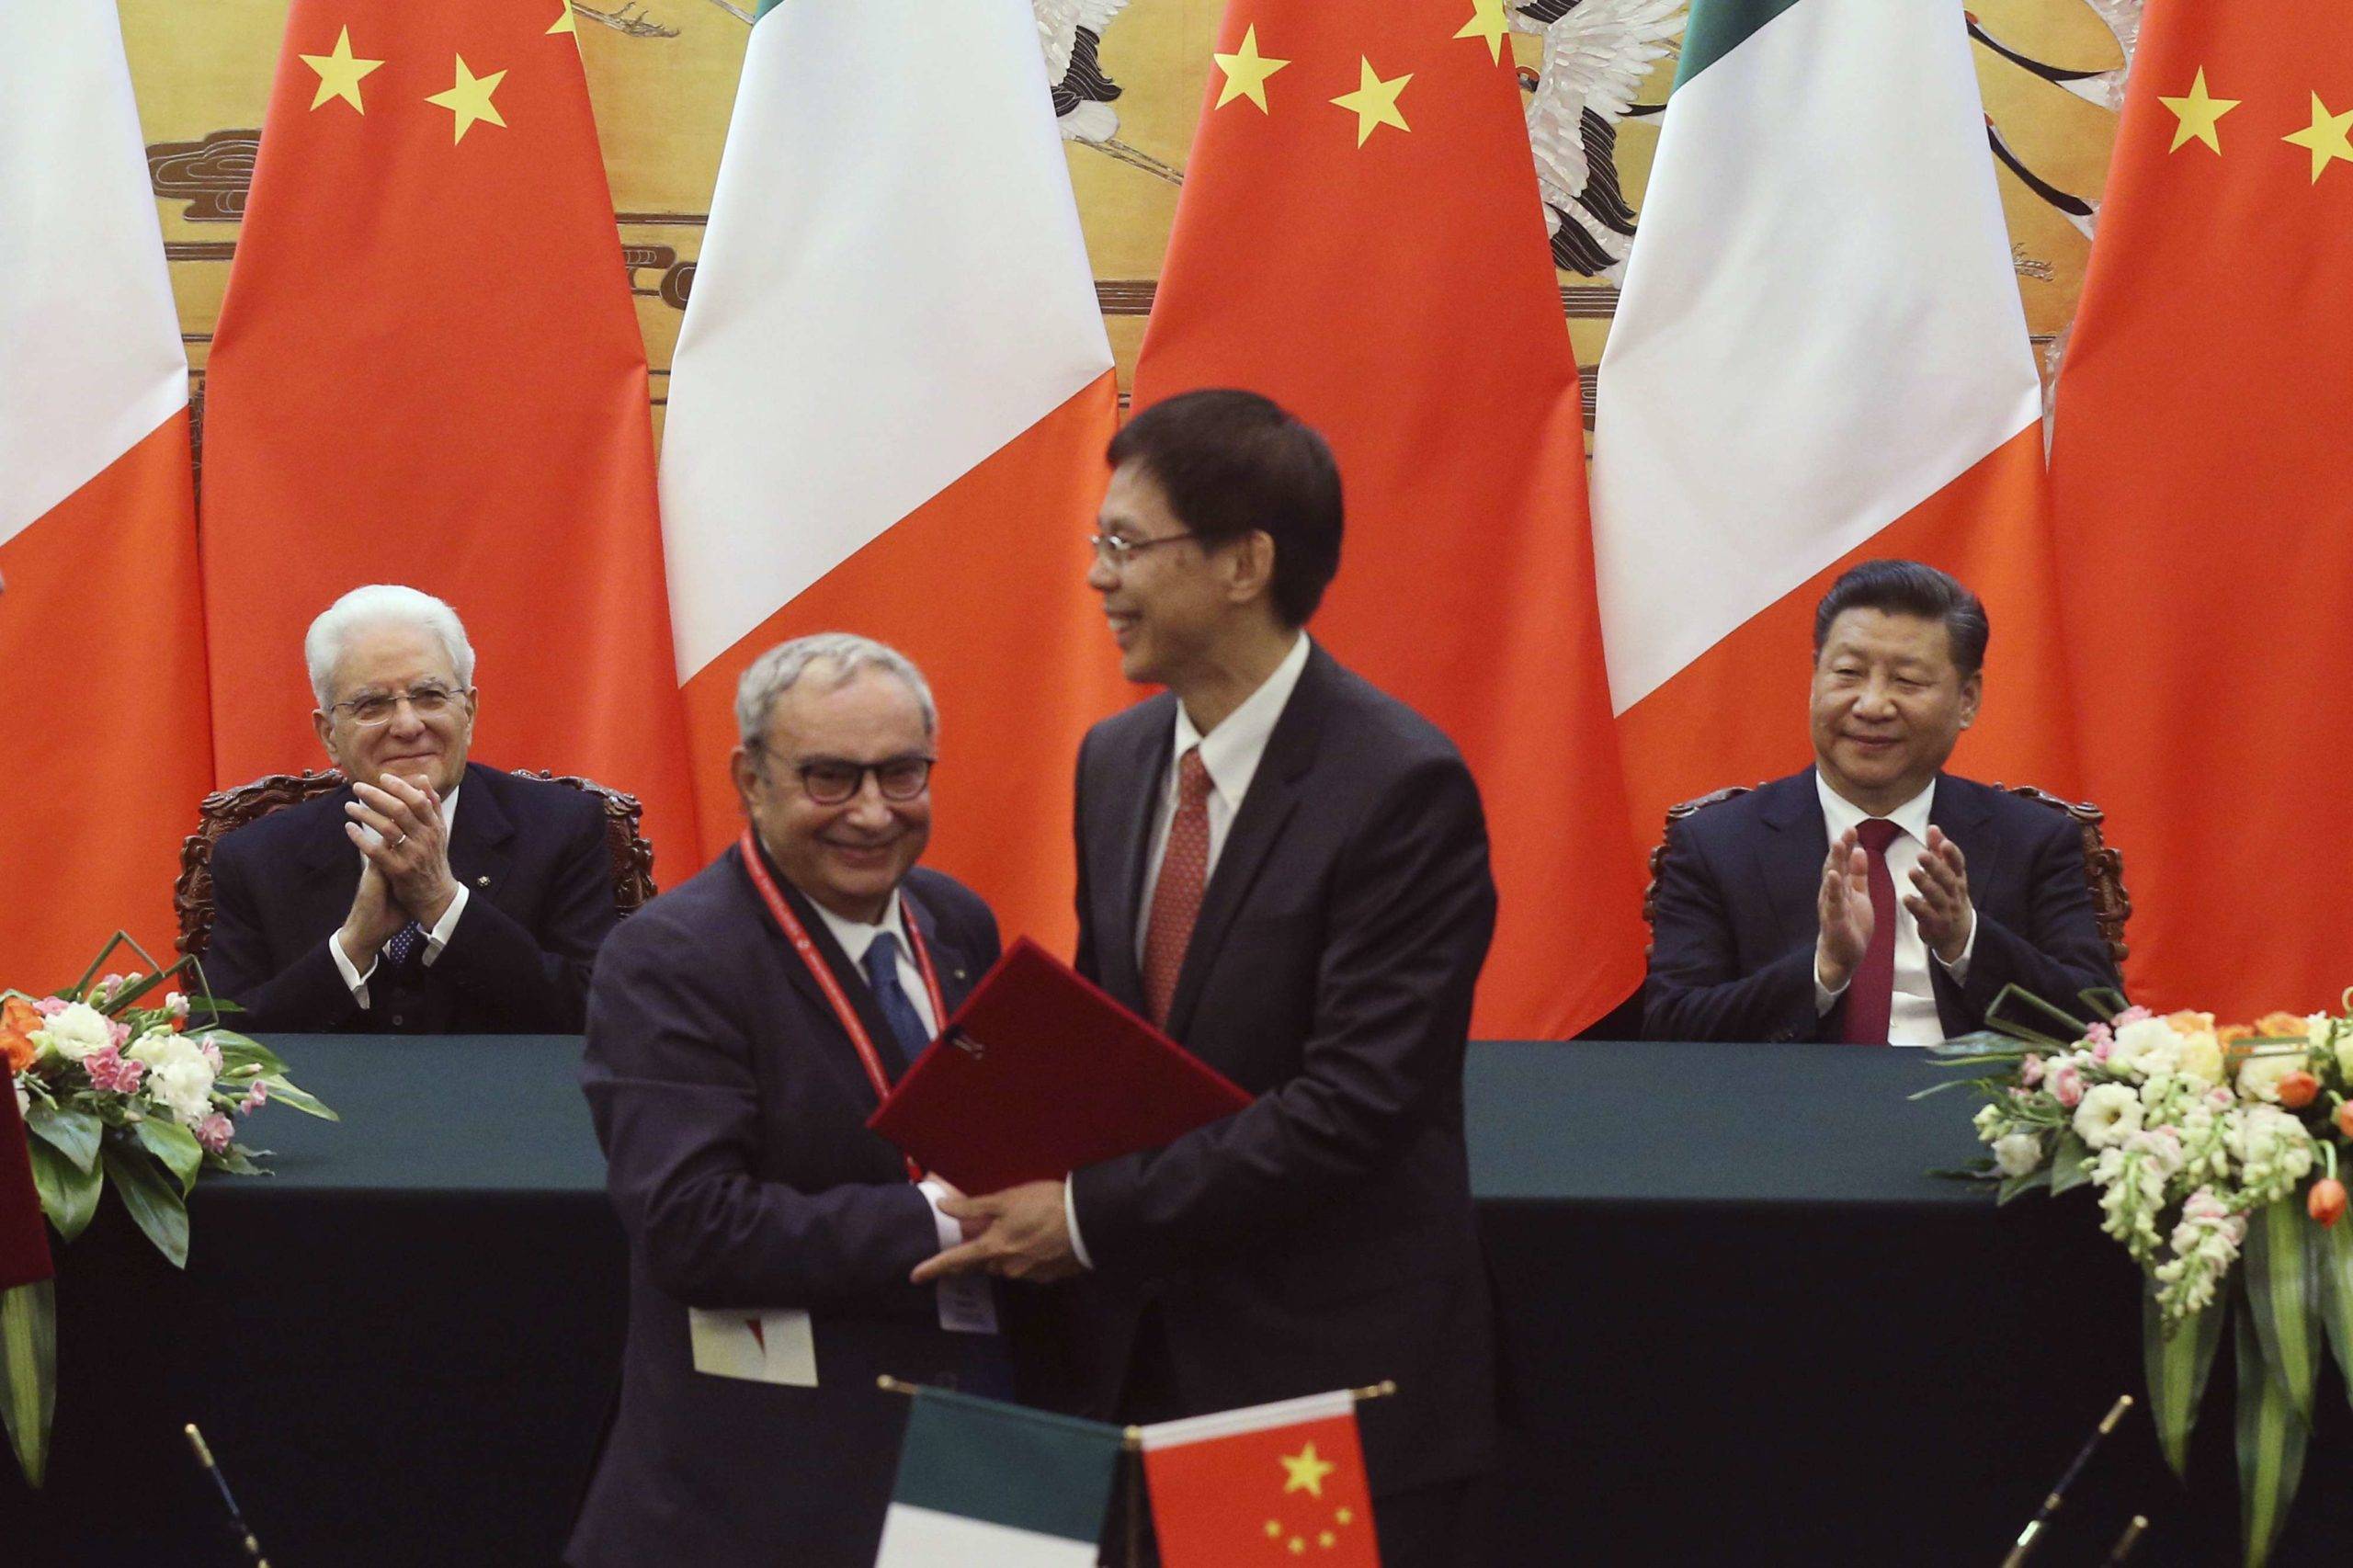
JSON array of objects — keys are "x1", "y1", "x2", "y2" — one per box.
[{"x1": 1813, "y1": 560, "x2": 1990, "y2": 676}]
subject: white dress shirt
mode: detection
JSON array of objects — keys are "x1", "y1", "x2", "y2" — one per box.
[
  {"x1": 331, "y1": 786, "x2": 469, "y2": 1006},
  {"x1": 1813, "y1": 774, "x2": 1977, "y2": 1047}
]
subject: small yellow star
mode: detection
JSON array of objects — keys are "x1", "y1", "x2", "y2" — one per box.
[
  {"x1": 426, "y1": 55, "x2": 509, "y2": 144},
  {"x1": 1264, "y1": 1519, "x2": 1282, "y2": 1540},
  {"x1": 2157, "y1": 68, "x2": 2238, "y2": 154},
  {"x1": 1331, "y1": 60, "x2": 1412, "y2": 147},
  {"x1": 1280, "y1": 1441, "x2": 1338, "y2": 1498},
  {"x1": 1288, "y1": 1541, "x2": 1305, "y2": 1557},
  {"x1": 1213, "y1": 26, "x2": 1290, "y2": 113},
  {"x1": 1318, "y1": 1531, "x2": 1337, "y2": 1549},
  {"x1": 1335, "y1": 1507, "x2": 1354, "y2": 1525},
  {"x1": 299, "y1": 27, "x2": 384, "y2": 115},
  {"x1": 2283, "y1": 92, "x2": 2353, "y2": 183},
  {"x1": 547, "y1": 2, "x2": 576, "y2": 33},
  {"x1": 1455, "y1": 0, "x2": 1512, "y2": 65}
]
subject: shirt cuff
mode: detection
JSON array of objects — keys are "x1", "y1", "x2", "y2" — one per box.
[
  {"x1": 330, "y1": 930, "x2": 378, "y2": 1008},
  {"x1": 1935, "y1": 917, "x2": 1978, "y2": 983},
  {"x1": 1813, "y1": 963, "x2": 1848, "y2": 1018},
  {"x1": 1063, "y1": 1177, "x2": 1094, "y2": 1271},
  {"x1": 915, "y1": 1178, "x2": 963, "y2": 1255},
  {"x1": 419, "y1": 883, "x2": 470, "y2": 968}
]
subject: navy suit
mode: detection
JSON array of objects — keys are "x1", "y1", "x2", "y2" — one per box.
[
  {"x1": 1028, "y1": 643, "x2": 1502, "y2": 1512},
  {"x1": 569, "y1": 846, "x2": 1001, "y2": 1568},
  {"x1": 1643, "y1": 769, "x2": 2120, "y2": 1043},
  {"x1": 203, "y1": 761, "x2": 617, "y2": 1034}
]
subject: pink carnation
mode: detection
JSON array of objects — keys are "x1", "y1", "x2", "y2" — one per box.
[
  {"x1": 33, "y1": 996, "x2": 68, "y2": 1017},
  {"x1": 2113, "y1": 1006, "x2": 2154, "y2": 1028},
  {"x1": 2090, "y1": 1038, "x2": 2113, "y2": 1063},
  {"x1": 84, "y1": 1045, "x2": 144, "y2": 1096},
  {"x1": 199, "y1": 1039, "x2": 223, "y2": 1072},
  {"x1": 2082, "y1": 1022, "x2": 2114, "y2": 1049},
  {"x1": 108, "y1": 1020, "x2": 131, "y2": 1050},
  {"x1": 194, "y1": 1113, "x2": 234, "y2": 1154},
  {"x1": 2047, "y1": 1061, "x2": 2086, "y2": 1108},
  {"x1": 2020, "y1": 1054, "x2": 2045, "y2": 1086},
  {"x1": 239, "y1": 1080, "x2": 268, "y2": 1116}
]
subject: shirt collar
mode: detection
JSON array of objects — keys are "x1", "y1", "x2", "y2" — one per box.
[
  {"x1": 1171, "y1": 632, "x2": 1311, "y2": 810},
  {"x1": 808, "y1": 888, "x2": 912, "y2": 971},
  {"x1": 1814, "y1": 769, "x2": 1935, "y2": 845}
]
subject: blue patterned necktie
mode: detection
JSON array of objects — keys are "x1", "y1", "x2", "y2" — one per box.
[
  {"x1": 859, "y1": 932, "x2": 929, "y2": 1081},
  {"x1": 383, "y1": 920, "x2": 426, "y2": 971}
]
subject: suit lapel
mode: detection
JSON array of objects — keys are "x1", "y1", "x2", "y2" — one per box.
[
  {"x1": 739, "y1": 846, "x2": 917, "y2": 1092},
  {"x1": 1098, "y1": 706, "x2": 1174, "y2": 1012},
  {"x1": 1927, "y1": 774, "x2": 2002, "y2": 906},
  {"x1": 1752, "y1": 771, "x2": 1831, "y2": 951},
  {"x1": 448, "y1": 764, "x2": 517, "y2": 907}
]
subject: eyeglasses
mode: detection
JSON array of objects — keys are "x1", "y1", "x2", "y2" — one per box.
[
  {"x1": 767, "y1": 753, "x2": 936, "y2": 806},
  {"x1": 1088, "y1": 531, "x2": 1199, "y2": 570},
  {"x1": 328, "y1": 682, "x2": 465, "y2": 728}
]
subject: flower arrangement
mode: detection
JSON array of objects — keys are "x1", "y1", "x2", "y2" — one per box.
[
  {"x1": 2, "y1": 934, "x2": 335, "y2": 1487},
  {"x1": 1934, "y1": 987, "x2": 2353, "y2": 1567}
]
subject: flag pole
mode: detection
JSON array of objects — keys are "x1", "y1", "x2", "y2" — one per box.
[
  {"x1": 1998, "y1": 1394, "x2": 2132, "y2": 1567},
  {"x1": 183, "y1": 1424, "x2": 270, "y2": 1566}
]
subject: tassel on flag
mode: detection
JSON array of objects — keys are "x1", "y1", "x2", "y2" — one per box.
[
  {"x1": 1140, "y1": 1390, "x2": 1381, "y2": 1566},
  {"x1": 873, "y1": 1386, "x2": 1125, "y2": 1567}
]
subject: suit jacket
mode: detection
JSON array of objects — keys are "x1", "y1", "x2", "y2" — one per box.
[
  {"x1": 1032, "y1": 642, "x2": 1501, "y2": 1498},
  {"x1": 1643, "y1": 768, "x2": 2120, "y2": 1043},
  {"x1": 568, "y1": 846, "x2": 1001, "y2": 1568},
  {"x1": 203, "y1": 762, "x2": 618, "y2": 1034}
]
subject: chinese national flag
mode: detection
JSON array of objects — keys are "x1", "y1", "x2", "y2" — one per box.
[
  {"x1": 1141, "y1": 1392, "x2": 1379, "y2": 1566},
  {"x1": 1133, "y1": 0, "x2": 1645, "y2": 1037},
  {"x1": 2049, "y1": 0, "x2": 2353, "y2": 1014},
  {"x1": 199, "y1": 0, "x2": 697, "y2": 868}
]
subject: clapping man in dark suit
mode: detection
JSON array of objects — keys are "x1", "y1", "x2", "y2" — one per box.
[
  {"x1": 572, "y1": 634, "x2": 1006, "y2": 1568},
  {"x1": 204, "y1": 585, "x2": 616, "y2": 1033},
  {"x1": 1645, "y1": 560, "x2": 2119, "y2": 1045},
  {"x1": 916, "y1": 392, "x2": 1500, "y2": 1567}
]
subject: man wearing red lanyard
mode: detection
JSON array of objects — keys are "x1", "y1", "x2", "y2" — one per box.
[{"x1": 572, "y1": 634, "x2": 1006, "y2": 1568}]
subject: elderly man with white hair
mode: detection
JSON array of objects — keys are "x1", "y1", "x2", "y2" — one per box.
[{"x1": 204, "y1": 585, "x2": 619, "y2": 1033}]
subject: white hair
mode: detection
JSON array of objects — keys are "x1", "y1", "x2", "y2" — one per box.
[
  {"x1": 735, "y1": 633, "x2": 937, "y2": 748},
  {"x1": 304, "y1": 585, "x2": 477, "y2": 707}
]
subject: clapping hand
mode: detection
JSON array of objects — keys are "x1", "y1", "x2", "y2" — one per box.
[
  {"x1": 1815, "y1": 827, "x2": 1874, "y2": 992},
  {"x1": 1905, "y1": 825, "x2": 1974, "y2": 965},
  {"x1": 346, "y1": 774, "x2": 460, "y2": 929}
]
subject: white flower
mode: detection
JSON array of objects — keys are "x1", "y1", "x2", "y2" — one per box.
[
  {"x1": 2176, "y1": 1028, "x2": 2224, "y2": 1087},
  {"x1": 2235, "y1": 1047, "x2": 2309, "y2": 1103},
  {"x1": 1994, "y1": 1132, "x2": 2044, "y2": 1178},
  {"x1": 35, "y1": 1002, "x2": 114, "y2": 1061},
  {"x1": 12, "y1": 1078, "x2": 26, "y2": 1119},
  {"x1": 2075, "y1": 1084, "x2": 2143, "y2": 1149},
  {"x1": 128, "y1": 1030, "x2": 216, "y2": 1127},
  {"x1": 2108, "y1": 1017, "x2": 2182, "y2": 1079}
]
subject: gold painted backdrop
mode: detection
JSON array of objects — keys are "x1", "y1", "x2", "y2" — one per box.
[{"x1": 119, "y1": 0, "x2": 2131, "y2": 450}]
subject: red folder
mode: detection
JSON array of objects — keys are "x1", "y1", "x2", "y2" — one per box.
[{"x1": 867, "y1": 937, "x2": 1253, "y2": 1193}]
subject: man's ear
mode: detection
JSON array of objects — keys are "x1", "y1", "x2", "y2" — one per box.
[
  {"x1": 728, "y1": 744, "x2": 761, "y2": 811},
  {"x1": 313, "y1": 708, "x2": 335, "y2": 758},
  {"x1": 1958, "y1": 671, "x2": 1984, "y2": 729},
  {"x1": 1223, "y1": 530, "x2": 1278, "y2": 608}
]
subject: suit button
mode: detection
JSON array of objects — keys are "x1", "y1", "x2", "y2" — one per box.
[{"x1": 391, "y1": 1015, "x2": 405, "y2": 1028}]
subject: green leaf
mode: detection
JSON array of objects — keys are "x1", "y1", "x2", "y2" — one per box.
[
  {"x1": 2235, "y1": 1304, "x2": 2311, "y2": 1568},
  {"x1": 1907, "y1": 1073, "x2": 2016, "y2": 1101},
  {"x1": 213, "y1": 1036, "x2": 285, "y2": 1075},
  {"x1": 1995, "y1": 1168, "x2": 2051, "y2": 1206},
  {"x1": 100, "y1": 1141, "x2": 188, "y2": 1268},
  {"x1": 133, "y1": 1118, "x2": 204, "y2": 1196},
  {"x1": 2243, "y1": 1195, "x2": 2323, "y2": 1426},
  {"x1": 23, "y1": 1104, "x2": 100, "y2": 1174},
  {"x1": 0, "y1": 1278, "x2": 55, "y2": 1489},
  {"x1": 2142, "y1": 1286, "x2": 2224, "y2": 1478},
  {"x1": 2313, "y1": 1216, "x2": 2353, "y2": 1406},
  {"x1": 2049, "y1": 1135, "x2": 2092, "y2": 1197},
  {"x1": 210, "y1": 1145, "x2": 265, "y2": 1177},
  {"x1": 24, "y1": 1137, "x2": 101, "y2": 1244},
  {"x1": 255, "y1": 1075, "x2": 337, "y2": 1121}
]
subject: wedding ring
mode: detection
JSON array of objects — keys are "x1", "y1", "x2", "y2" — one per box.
[{"x1": 390, "y1": 833, "x2": 408, "y2": 848}]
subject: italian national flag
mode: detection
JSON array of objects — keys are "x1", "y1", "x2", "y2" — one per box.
[
  {"x1": 873, "y1": 1388, "x2": 1124, "y2": 1566},
  {"x1": 1590, "y1": 0, "x2": 2079, "y2": 835}
]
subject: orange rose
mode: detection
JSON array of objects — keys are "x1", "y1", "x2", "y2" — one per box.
[
  {"x1": 2252, "y1": 1010, "x2": 2312, "y2": 1040},
  {"x1": 2170, "y1": 1010, "x2": 2220, "y2": 1034},
  {"x1": 2338, "y1": 1102, "x2": 2353, "y2": 1140},
  {"x1": 2276, "y1": 1071, "x2": 2321, "y2": 1110},
  {"x1": 2310, "y1": 1178, "x2": 2347, "y2": 1229},
  {"x1": 0, "y1": 995, "x2": 41, "y2": 1074}
]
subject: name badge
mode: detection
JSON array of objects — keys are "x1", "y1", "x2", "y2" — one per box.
[
  {"x1": 935, "y1": 1275, "x2": 1000, "y2": 1335},
  {"x1": 688, "y1": 1307, "x2": 818, "y2": 1386}
]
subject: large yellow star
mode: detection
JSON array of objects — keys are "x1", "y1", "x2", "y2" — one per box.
[
  {"x1": 1455, "y1": 0, "x2": 1512, "y2": 65},
  {"x1": 2157, "y1": 69, "x2": 2238, "y2": 154},
  {"x1": 548, "y1": 3, "x2": 577, "y2": 34},
  {"x1": 1279, "y1": 1441, "x2": 1337, "y2": 1498},
  {"x1": 299, "y1": 27, "x2": 384, "y2": 115},
  {"x1": 426, "y1": 56, "x2": 509, "y2": 144},
  {"x1": 1212, "y1": 25, "x2": 1290, "y2": 113},
  {"x1": 1331, "y1": 60, "x2": 1412, "y2": 147},
  {"x1": 2283, "y1": 92, "x2": 2353, "y2": 183}
]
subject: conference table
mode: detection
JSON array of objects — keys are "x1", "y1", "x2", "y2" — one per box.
[{"x1": 6, "y1": 1038, "x2": 2347, "y2": 1566}]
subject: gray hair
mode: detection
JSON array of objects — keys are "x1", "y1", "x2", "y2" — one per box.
[
  {"x1": 735, "y1": 633, "x2": 937, "y2": 748},
  {"x1": 304, "y1": 585, "x2": 477, "y2": 707}
]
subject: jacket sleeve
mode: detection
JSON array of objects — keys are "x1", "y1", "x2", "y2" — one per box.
[
  {"x1": 579, "y1": 912, "x2": 938, "y2": 1311},
  {"x1": 1641, "y1": 819, "x2": 1829, "y2": 1044},
  {"x1": 200, "y1": 835, "x2": 365, "y2": 1033},
  {"x1": 1069, "y1": 756, "x2": 1495, "y2": 1276},
  {"x1": 430, "y1": 791, "x2": 617, "y2": 1031},
  {"x1": 1949, "y1": 813, "x2": 2122, "y2": 1024}
]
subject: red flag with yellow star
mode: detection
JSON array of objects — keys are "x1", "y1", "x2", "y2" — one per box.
[
  {"x1": 199, "y1": 0, "x2": 697, "y2": 866},
  {"x1": 1131, "y1": 0, "x2": 1645, "y2": 1037},
  {"x1": 2048, "y1": 0, "x2": 2353, "y2": 1016},
  {"x1": 1140, "y1": 1391, "x2": 1379, "y2": 1565}
]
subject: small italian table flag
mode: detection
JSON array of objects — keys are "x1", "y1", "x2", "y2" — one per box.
[
  {"x1": 873, "y1": 1386, "x2": 1124, "y2": 1566},
  {"x1": 1141, "y1": 1390, "x2": 1380, "y2": 1565}
]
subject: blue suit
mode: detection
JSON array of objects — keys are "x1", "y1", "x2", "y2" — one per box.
[
  {"x1": 568, "y1": 844, "x2": 1001, "y2": 1568},
  {"x1": 1643, "y1": 769, "x2": 2120, "y2": 1043}
]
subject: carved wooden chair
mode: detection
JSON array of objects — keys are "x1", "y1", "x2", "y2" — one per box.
[
  {"x1": 1642, "y1": 782, "x2": 2131, "y2": 969},
  {"x1": 175, "y1": 767, "x2": 658, "y2": 960}
]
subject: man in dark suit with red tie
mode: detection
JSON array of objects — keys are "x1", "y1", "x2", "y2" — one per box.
[
  {"x1": 572, "y1": 635, "x2": 1007, "y2": 1568},
  {"x1": 1644, "y1": 560, "x2": 2119, "y2": 1046},
  {"x1": 916, "y1": 391, "x2": 1499, "y2": 1566}
]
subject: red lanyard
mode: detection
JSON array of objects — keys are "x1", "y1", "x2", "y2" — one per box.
[{"x1": 737, "y1": 827, "x2": 946, "y2": 1181}]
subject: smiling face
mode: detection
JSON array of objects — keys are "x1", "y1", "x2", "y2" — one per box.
[
  {"x1": 1087, "y1": 459, "x2": 1246, "y2": 689},
  {"x1": 311, "y1": 620, "x2": 476, "y2": 798},
  {"x1": 731, "y1": 664, "x2": 932, "y2": 924},
  {"x1": 1809, "y1": 608, "x2": 1981, "y2": 815}
]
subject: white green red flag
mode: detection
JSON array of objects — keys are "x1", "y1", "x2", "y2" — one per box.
[
  {"x1": 1592, "y1": 0, "x2": 2078, "y2": 835},
  {"x1": 1139, "y1": 1389, "x2": 1379, "y2": 1566},
  {"x1": 661, "y1": 0, "x2": 1122, "y2": 953},
  {"x1": 0, "y1": 2, "x2": 210, "y2": 984},
  {"x1": 872, "y1": 1387, "x2": 1124, "y2": 1566}
]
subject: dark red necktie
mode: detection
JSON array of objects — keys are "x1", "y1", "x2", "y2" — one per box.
[
  {"x1": 1142, "y1": 747, "x2": 1211, "y2": 1028},
  {"x1": 1840, "y1": 818, "x2": 1903, "y2": 1045}
]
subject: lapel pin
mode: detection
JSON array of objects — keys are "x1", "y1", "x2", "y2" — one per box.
[{"x1": 476, "y1": 875, "x2": 491, "y2": 887}]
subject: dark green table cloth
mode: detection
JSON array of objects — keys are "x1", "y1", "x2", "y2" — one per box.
[{"x1": 4, "y1": 1038, "x2": 2346, "y2": 1565}]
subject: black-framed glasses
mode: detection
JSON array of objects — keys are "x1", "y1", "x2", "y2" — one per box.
[
  {"x1": 1089, "y1": 531, "x2": 1200, "y2": 570},
  {"x1": 767, "y1": 753, "x2": 936, "y2": 805},
  {"x1": 327, "y1": 682, "x2": 465, "y2": 728}
]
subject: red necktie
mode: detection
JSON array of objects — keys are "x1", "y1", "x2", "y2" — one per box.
[
  {"x1": 1840, "y1": 818, "x2": 1903, "y2": 1046},
  {"x1": 1142, "y1": 747, "x2": 1212, "y2": 1028}
]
